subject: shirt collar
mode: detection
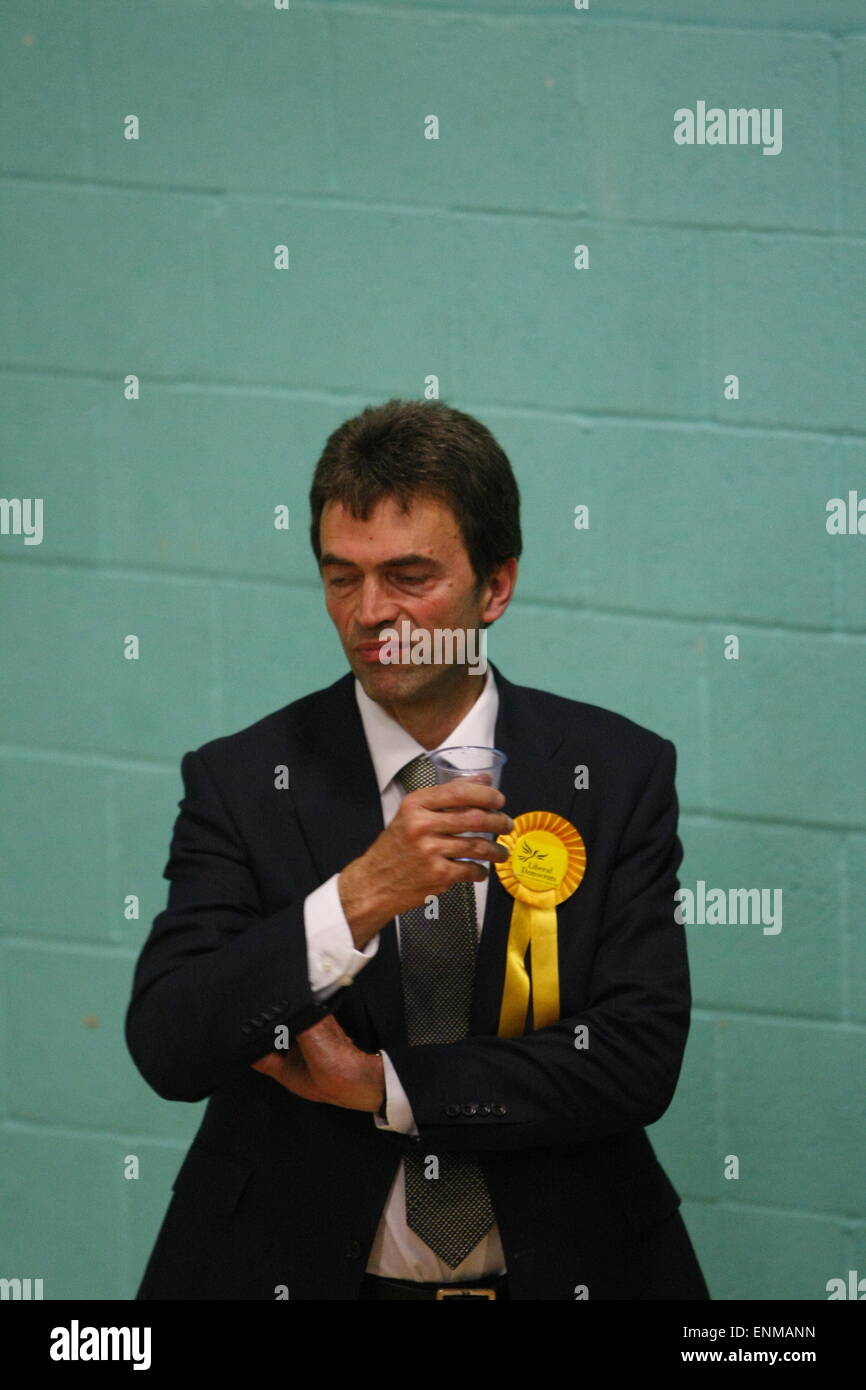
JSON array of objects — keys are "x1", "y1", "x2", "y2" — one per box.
[{"x1": 353, "y1": 665, "x2": 499, "y2": 796}]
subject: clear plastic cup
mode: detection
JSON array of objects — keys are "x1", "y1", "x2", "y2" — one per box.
[{"x1": 427, "y1": 746, "x2": 508, "y2": 867}]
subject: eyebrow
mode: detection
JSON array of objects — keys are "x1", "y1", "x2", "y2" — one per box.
[{"x1": 319, "y1": 552, "x2": 440, "y2": 570}]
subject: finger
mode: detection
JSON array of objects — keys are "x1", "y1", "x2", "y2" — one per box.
[
  {"x1": 250, "y1": 1052, "x2": 283, "y2": 1078},
  {"x1": 295, "y1": 1021, "x2": 351, "y2": 1060},
  {"x1": 278, "y1": 1072, "x2": 329, "y2": 1103},
  {"x1": 295, "y1": 1013, "x2": 344, "y2": 1046},
  {"x1": 410, "y1": 781, "x2": 506, "y2": 812},
  {"x1": 252, "y1": 1048, "x2": 301, "y2": 1078},
  {"x1": 255, "y1": 1051, "x2": 330, "y2": 1103},
  {"x1": 440, "y1": 835, "x2": 510, "y2": 863},
  {"x1": 428, "y1": 808, "x2": 514, "y2": 838},
  {"x1": 454, "y1": 861, "x2": 490, "y2": 883}
]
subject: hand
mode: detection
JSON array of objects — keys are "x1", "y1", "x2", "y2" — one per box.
[
  {"x1": 251, "y1": 1014, "x2": 385, "y2": 1113},
  {"x1": 338, "y1": 779, "x2": 514, "y2": 945}
]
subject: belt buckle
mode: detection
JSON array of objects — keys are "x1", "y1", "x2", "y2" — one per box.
[{"x1": 435, "y1": 1286, "x2": 497, "y2": 1300}]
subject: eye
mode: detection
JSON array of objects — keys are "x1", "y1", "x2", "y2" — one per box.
[{"x1": 393, "y1": 574, "x2": 425, "y2": 584}]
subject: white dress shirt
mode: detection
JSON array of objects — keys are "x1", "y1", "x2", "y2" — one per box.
[{"x1": 302, "y1": 664, "x2": 507, "y2": 1282}]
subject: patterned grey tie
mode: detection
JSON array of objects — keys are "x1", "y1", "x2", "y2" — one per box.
[{"x1": 396, "y1": 753, "x2": 497, "y2": 1268}]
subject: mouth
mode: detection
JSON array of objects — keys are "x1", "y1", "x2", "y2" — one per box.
[{"x1": 355, "y1": 641, "x2": 388, "y2": 663}]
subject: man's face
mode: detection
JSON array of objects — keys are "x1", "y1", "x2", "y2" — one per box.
[{"x1": 318, "y1": 493, "x2": 501, "y2": 706}]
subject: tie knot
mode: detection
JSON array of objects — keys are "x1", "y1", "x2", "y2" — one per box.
[{"x1": 396, "y1": 754, "x2": 438, "y2": 792}]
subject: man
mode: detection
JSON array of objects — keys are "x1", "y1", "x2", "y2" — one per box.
[{"x1": 126, "y1": 397, "x2": 709, "y2": 1300}]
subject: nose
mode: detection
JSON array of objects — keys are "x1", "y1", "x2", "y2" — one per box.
[{"x1": 355, "y1": 575, "x2": 400, "y2": 632}]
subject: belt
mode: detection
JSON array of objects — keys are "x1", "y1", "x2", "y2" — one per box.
[{"x1": 361, "y1": 1272, "x2": 509, "y2": 1301}]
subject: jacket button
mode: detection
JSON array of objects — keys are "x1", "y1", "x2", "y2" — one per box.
[
  {"x1": 477, "y1": 1104, "x2": 491, "y2": 1116},
  {"x1": 492, "y1": 1104, "x2": 507, "y2": 1116},
  {"x1": 445, "y1": 1104, "x2": 460, "y2": 1117},
  {"x1": 461, "y1": 1103, "x2": 478, "y2": 1117},
  {"x1": 343, "y1": 1240, "x2": 362, "y2": 1260}
]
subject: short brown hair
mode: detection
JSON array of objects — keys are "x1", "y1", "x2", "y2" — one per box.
[{"x1": 309, "y1": 398, "x2": 522, "y2": 592}]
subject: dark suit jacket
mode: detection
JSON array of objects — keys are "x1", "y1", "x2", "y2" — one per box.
[{"x1": 126, "y1": 660, "x2": 709, "y2": 1300}]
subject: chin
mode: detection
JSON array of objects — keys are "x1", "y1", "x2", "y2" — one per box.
[{"x1": 355, "y1": 661, "x2": 432, "y2": 700}]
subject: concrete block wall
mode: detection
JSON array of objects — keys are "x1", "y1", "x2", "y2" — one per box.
[{"x1": 1, "y1": 0, "x2": 863, "y2": 1299}]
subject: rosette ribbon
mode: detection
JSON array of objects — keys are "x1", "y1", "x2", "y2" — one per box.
[{"x1": 493, "y1": 811, "x2": 587, "y2": 1037}]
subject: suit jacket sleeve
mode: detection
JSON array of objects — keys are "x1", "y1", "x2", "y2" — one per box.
[
  {"x1": 383, "y1": 738, "x2": 690, "y2": 1152},
  {"x1": 125, "y1": 747, "x2": 334, "y2": 1102}
]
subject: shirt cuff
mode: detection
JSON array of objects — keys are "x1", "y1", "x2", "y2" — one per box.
[
  {"x1": 304, "y1": 873, "x2": 379, "y2": 1000},
  {"x1": 374, "y1": 1050, "x2": 419, "y2": 1136}
]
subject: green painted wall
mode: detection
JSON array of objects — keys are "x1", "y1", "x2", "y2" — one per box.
[{"x1": 1, "y1": 0, "x2": 863, "y2": 1301}]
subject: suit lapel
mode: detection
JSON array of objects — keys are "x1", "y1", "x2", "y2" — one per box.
[{"x1": 287, "y1": 661, "x2": 573, "y2": 1044}]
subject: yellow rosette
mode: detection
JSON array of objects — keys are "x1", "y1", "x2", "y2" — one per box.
[{"x1": 494, "y1": 811, "x2": 586, "y2": 1037}]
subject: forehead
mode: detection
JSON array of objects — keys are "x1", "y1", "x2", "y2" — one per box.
[{"x1": 320, "y1": 494, "x2": 466, "y2": 558}]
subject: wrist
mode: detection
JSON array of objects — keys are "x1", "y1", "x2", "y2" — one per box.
[{"x1": 338, "y1": 859, "x2": 392, "y2": 947}]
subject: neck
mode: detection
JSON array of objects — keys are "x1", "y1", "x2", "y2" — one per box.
[{"x1": 381, "y1": 669, "x2": 487, "y2": 750}]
